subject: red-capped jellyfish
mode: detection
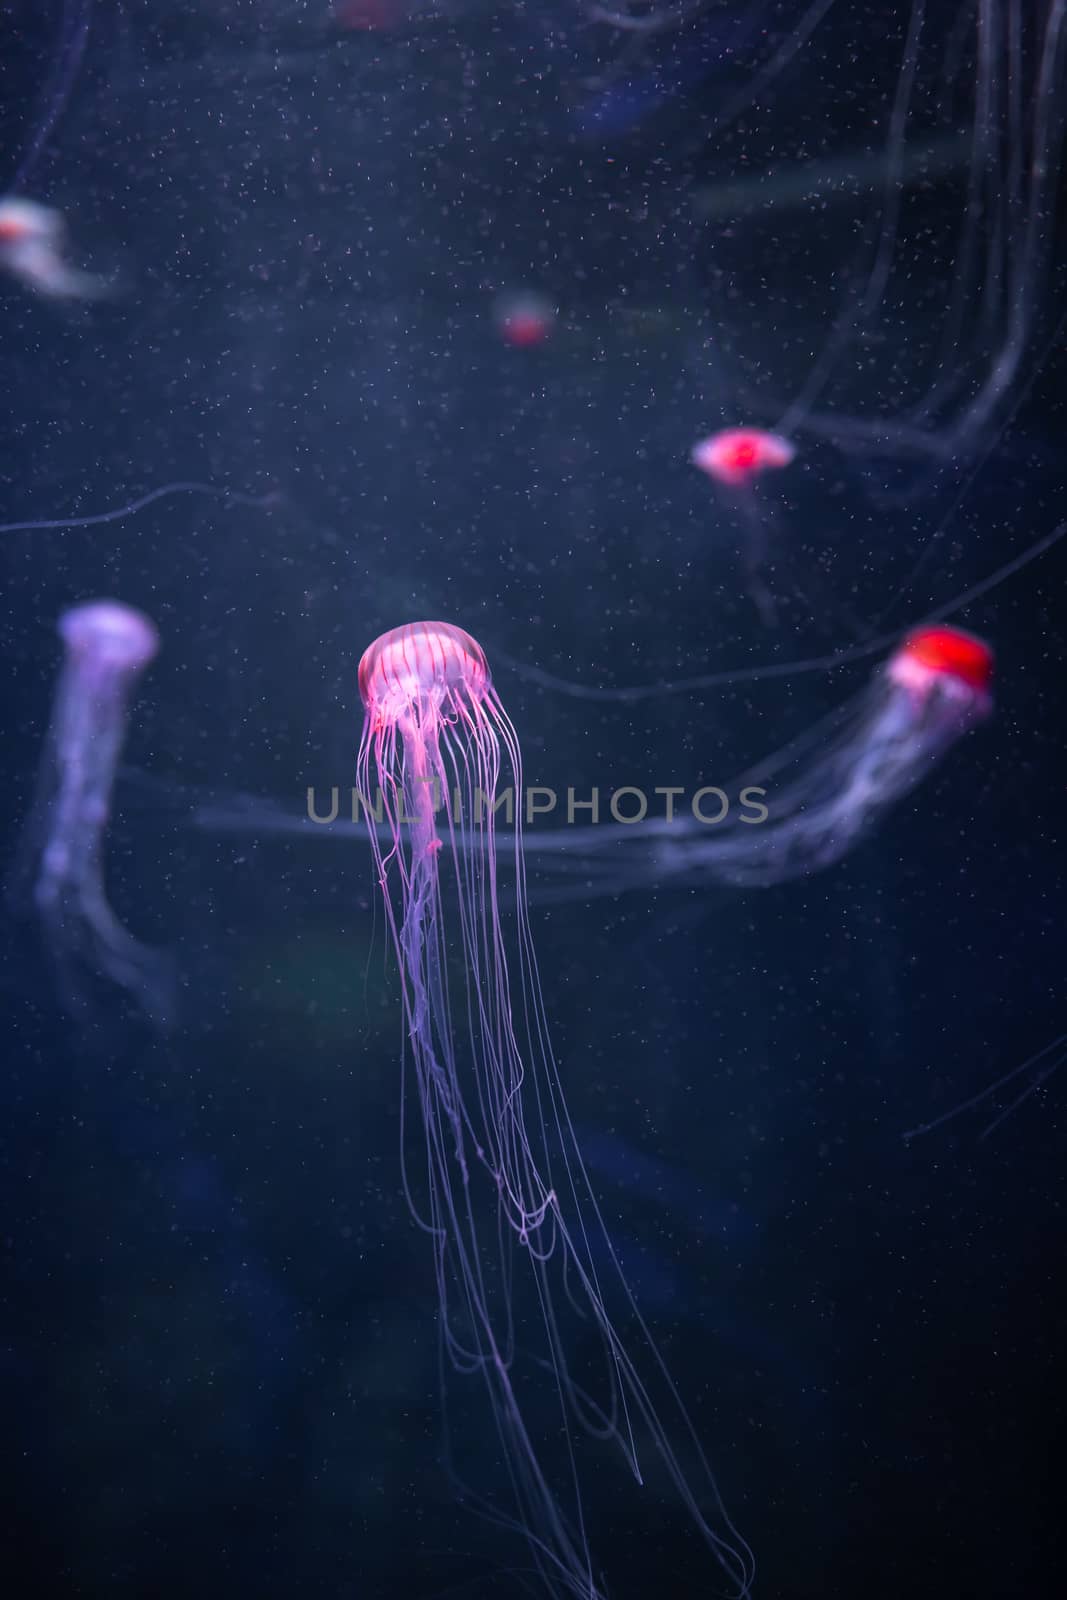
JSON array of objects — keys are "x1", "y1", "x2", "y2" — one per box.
[
  {"x1": 691, "y1": 427, "x2": 797, "y2": 626},
  {"x1": 665, "y1": 623, "x2": 993, "y2": 885},
  {"x1": 530, "y1": 626, "x2": 994, "y2": 898},
  {"x1": 0, "y1": 197, "x2": 109, "y2": 300},
  {"x1": 356, "y1": 621, "x2": 752, "y2": 1600},
  {"x1": 493, "y1": 289, "x2": 557, "y2": 348},
  {"x1": 7, "y1": 600, "x2": 174, "y2": 1024}
]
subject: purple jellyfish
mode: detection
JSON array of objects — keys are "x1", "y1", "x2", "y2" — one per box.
[{"x1": 9, "y1": 599, "x2": 174, "y2": 1025}]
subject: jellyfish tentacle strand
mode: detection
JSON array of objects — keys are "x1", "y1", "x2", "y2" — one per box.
[
  {"x1": 9, "y1": 0, "x2": 93, "y2": 193},
  {"x1": 904, "y1": 1033, "x2": 1067, "y2": 1142},
  {"x1": 774, "y1": 1, "x2": 1067, "y2": 478}
]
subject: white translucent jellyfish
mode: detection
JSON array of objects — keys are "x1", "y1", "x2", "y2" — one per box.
[
  {"x1": 8, "y1": 600, "x2": 174, "y2": 1025},
  {"x1": 0, "y1": 196, "x2": 110, "y2": 300},
  {"x1": 492, "y1": 288, "x2": 558, "y2": 347}
]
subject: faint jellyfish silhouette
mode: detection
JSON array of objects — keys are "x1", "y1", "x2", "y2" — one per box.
[
  {"x1": 492, "y1": 289, "x2": 557, "y2": 348},
  {"x1": 691, "y1": 426, "x2": 797, "y2": 626},
  {"x1": 8, "y1": 599, "x2": 175, "y2": 1025},
  {"x1": 0, "y1": 197, "x2": 111, "y2": 300},
  {"x1": 691, "y1": 428, "x2": 796, "y2": 489},
  {"x1": 356, "y1": 620, "x2": 753, "y2": 1600}
]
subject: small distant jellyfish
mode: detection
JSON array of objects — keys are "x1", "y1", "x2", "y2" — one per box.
[
  {"x1": 492, "y1": 289, "x2": 557, "y2": 348},
  {"x1": 8, "y1": 600, "x2": 175, "y2": 1025},
  {"x1": 0, "y1": 196, "x2": 109, "y2": 300},
  {"x1": 885, "y1": 624, "x2": 994, "y2": 702},
  {"x1": 691, "y1": 426, "x2": 797, "y2": 626},
  {"x1": 691, "y1": 427, "x2": 796, "y2": 487}
]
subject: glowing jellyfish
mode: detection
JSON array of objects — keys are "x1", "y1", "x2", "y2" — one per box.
[
  {"x1": 691, "y1": 426, "x2": 797, "y2": 626},
  {"x1": 0, "y1": 196, "x2": 109, "y2": 300},
  {"x1": 529, "y1": 625, "x2": 994, "y2": 898},
  {"x1": 8, "y1": 600, "x2": 174, "y2": 1024},
  {"x1": 493, "y1": 289, "x2": 557, "y2": 348},
  {"x1": 0, "y1": 481, "x2": 279, "y2": 538},
  {"x1": 691, "y1": 428, "x2": 796, "y2": 489},
  {"x1": 356, "y1": 621, "x2": 752, "y2": 1599}
]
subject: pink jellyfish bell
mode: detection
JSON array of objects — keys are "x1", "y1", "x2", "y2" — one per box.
[
  {"x1": 492, "y1": 289, "x2": 557, "y2": 349},
  {"x1": 690, "y1": 427, "x2": 799, "y2": 625},
  {"x1": 886, "y1": 624, "x2": 995, "y2": 710},
  {"x1": 690, "y1": 426, "x2": 797, "y2": 487}
]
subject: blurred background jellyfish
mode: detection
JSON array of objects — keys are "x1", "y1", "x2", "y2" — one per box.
[
  {"x1": 0, "y1": 0, "x2": 99, "y2": 295},
  {"x1": 691, "y1": 426, "x2": 797, "y2": 625},
  {"x1": 493, "y1": 288, "x2": 558, "y2": 348},
  {"x1": 0, "y1": 195, "x2": 110, "y2": 300},
  {"x1": 356, "y1": 621, "x2": 753, "y2": 1599},
  {"x1": 7, "y1": 600, "x2": 174, "y2": 1026},
  {"x1": 531, "y1": 626, "x2": 994, "y2": 897}
]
